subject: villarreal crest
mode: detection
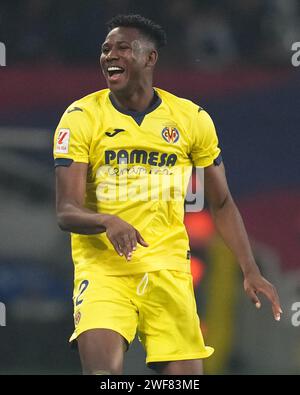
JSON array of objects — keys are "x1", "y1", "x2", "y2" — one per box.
[{"x1": 161, "y1": 126, "x2": 180, "y2": 143}]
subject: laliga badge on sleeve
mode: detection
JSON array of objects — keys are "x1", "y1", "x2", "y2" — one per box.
[{"x1": 55, "y1": 128, "x2": 70, "y2": 153}]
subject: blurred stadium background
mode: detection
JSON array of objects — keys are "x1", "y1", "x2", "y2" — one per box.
[{"x1": 0, "y1": 0, "x2": 300, "y2": 374}]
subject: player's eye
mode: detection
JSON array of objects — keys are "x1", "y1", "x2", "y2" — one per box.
[
  {"x1": 119, "y1": 45, "x2": 130, "y2": 51},
  {"x1": 101, "y1": 47, "x2": 109, "y2": 54}
]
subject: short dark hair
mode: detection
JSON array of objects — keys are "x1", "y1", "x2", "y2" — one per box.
[{"x1": 106, "y1": 14, "x2": 167, "y2": 50}]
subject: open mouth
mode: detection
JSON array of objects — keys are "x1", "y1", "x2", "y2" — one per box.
[{"x1": 107, "y1": 66, "x2": 125, "y2": 81}]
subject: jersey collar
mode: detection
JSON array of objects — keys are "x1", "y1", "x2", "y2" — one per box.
[{"x1": 109, "y1": 89, "x2": 162, "y2": 126}]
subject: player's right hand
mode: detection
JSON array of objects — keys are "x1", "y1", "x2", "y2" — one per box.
[{"x1": 103, "y1": 215, "x2": 149, "y2": 260}]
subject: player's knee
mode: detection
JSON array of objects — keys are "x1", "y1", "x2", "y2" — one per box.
[
  {"x1": 84, "y1": 361, "x2": 123, "y2": 375},
  {"x1": 84, "y1": 367, "x2": 122, "y2": 375},
  {"x1": 90, "y1": 369, "x2": 113, "y2": 375}
]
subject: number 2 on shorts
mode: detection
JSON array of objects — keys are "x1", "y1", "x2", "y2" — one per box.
[{"x1": 75, "y1": 280, "x2": 89, "y2": 306}]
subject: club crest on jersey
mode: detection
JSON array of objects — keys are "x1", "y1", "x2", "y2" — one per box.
[
  {"x1": 55, "y1": 128, "x2": 70, "y2": 153},
  {"x1": 74, "y1": 311, "x2": 81, "y2": 326},
  {"x1": 162, "y1": 127, "x2": 179, "y2": 143}
]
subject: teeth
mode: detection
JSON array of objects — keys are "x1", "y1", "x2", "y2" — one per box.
[{"x1": 107, "y1": 66, "x2": 123, "y2": 72}]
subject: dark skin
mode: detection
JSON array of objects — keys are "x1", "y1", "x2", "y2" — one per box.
[
  {"x1": 100, "y1": 26, "x2": 158, "y2": 111},
  {"x1": 56, "y1": 161, "x2": 148, "y2": 259},
  {"x1": 56, "y1": 26, "x2": 282, "y2": 375}
]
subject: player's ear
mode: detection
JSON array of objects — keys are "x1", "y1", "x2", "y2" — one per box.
[{"x1": 146, "y1": 49, "x2": 158, "y2": 68}]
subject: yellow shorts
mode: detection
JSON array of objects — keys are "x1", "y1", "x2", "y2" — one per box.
[{"x1": 70, "y1": 269, "x2": 214, "y2": 363}]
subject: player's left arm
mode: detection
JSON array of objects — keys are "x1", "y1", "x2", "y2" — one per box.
[{"x1": 204, "y1": 162, "x2": 283, "y2": 321}]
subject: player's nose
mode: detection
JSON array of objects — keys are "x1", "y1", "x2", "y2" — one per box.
[{"x1": 106, "y1": 48, "x2": 119, "y2": 61}]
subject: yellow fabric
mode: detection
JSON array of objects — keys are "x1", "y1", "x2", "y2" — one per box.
[
  {"x1": 70, "y1": 269, "x2": 214, "y2": 363},
  {"x1": 53, "y1": 88, "x2": 221, "y2": 275}
]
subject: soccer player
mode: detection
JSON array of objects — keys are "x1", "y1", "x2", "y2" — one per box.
[{"x1": 53, "y1": 15, "x2": 282, "y2": 375}]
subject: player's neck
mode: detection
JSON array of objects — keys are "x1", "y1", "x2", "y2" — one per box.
[{"x1": 110, "y1": 85, "x2": 155, "y2": 113}]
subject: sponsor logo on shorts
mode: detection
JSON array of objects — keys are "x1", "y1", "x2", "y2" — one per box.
[{"x1": 74, "y1": 311, "x2": 81, "y2": 326}]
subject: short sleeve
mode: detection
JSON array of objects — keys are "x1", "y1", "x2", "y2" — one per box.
[
  {"x1": 53, "y1": 105, "x2": 92, "y2": 163},
  {"x1": 190, "y1": 109, "x2": 221, "y2": 167}
]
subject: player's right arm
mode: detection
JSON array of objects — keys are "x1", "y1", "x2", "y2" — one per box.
[
  {"x1": 55, "y1": 162, "x2": 148, "y2": 259},
  {"x1": 55, "y1": 161, "x2": 108, "y2": 234}
]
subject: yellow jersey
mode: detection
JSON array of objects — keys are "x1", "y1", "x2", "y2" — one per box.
[{"x1": 53, "y1": 88, "x2": 221, "y2": 275}]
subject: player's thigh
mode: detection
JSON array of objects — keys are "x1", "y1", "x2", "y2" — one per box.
[
  {"x1": 73, "y1": 273, "x2": 138, "y2": 375},
  {"x1": 151, "y1": 359, "x2": 203, "y2": 375},
  {"x1": 77, "y1": 328, "x2": 127, "y2": 375},
  {"x1": 138, "y1": 270, "x2": 213, "y2": 365}
]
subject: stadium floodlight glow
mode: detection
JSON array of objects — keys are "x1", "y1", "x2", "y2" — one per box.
[
  {"x1": 291, "y1": 42, "x2": 300, "y2": 67},
  {"x1": 0, "y1": 42, "x2": 6, "y2": 66},
  {"x1": 0, "y1": 302, "x2": 6, "y2": 326}
]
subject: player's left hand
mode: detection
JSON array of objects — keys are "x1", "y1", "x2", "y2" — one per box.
[{"x1": 243, "y1": 270, "x2": 283, "y2": 321}]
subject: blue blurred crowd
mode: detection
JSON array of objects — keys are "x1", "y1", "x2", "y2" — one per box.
[{"x1": 1, "y1": 0, "x2": 300, "y2": 69}]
